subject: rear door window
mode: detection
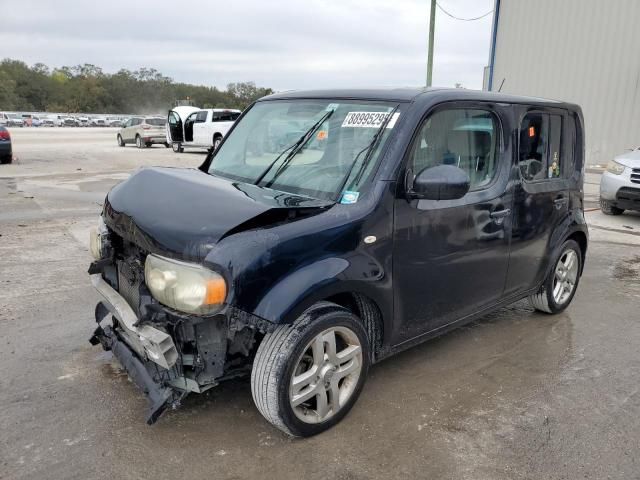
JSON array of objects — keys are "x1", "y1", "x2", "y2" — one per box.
[
  {"x1": 196, "y1": 111, "x2": 208, "y2": 123},
  {"x1": 519, "y1": 112, "x2": 563, "y2": 181}
]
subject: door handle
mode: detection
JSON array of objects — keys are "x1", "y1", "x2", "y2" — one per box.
[
  {"x1": 554, "y1": 197, "x2": 568, "y2": 209},
  {"x1": 490, "y1": 208, "x2": 511, "y2": 219}
]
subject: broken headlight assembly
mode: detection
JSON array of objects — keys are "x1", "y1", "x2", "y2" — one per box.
[
  {"x1": 144, "y1": 254, "x2": 227, "y2": 315},
  {"x1": 89, "y1": 216, "x2": 109, "y2": 260}
]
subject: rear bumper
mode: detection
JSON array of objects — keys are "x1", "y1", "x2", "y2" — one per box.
[
  {"x1": 0, "y1": 142, "x2": 11, "y2": 157},
  {"x1": 142, "y1": 133, "x2": 167, "y2": 143}
]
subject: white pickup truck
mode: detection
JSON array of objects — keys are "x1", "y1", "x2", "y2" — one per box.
[{"x1": 167, "y1": 107, "x2": 241, "y2": 153}]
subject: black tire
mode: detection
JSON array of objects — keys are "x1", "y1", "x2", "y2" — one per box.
[
  {"x1": 172, "y1": 142, "x2": 183, "y2": 153},
  {"x1": 212, "y1": 134, "x2": 222, "y2": 151},
  {"x1": 117, "y1": 134, "x2": 125, "y2": 147},
  {"x1": 164, "y1": 142, "x2": 170, "y2": 148},
  {"x1": 529, "y1": 239, "x2": 582, "y2": 314},
  {"x1": 135, "y1": 135, "x2": 144, "y2": 149},
  {"x1": 145, "y1": 142, "x2": 152, "y2": 148},
  {"x1": 0, "y1": 155, "x2": 12, "y2": 164},
  {"x1": 251, "y1": 302, "x2": 370, "y2": 437},
  {"x1": 600, "y1": 199, "x2": 624, "y2": 215}
]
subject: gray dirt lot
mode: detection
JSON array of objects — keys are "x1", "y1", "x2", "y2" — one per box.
[{"x1": 1, "y1": 128, "x2": 639, "y2": 480}]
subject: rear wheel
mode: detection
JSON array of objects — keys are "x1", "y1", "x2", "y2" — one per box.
[
  {"x1": 212, "y1": 135, "x2": 222, "y2": 151},
  {"x1": 117, "y1": 134, "x2": 125, "y2": 147},
  {"x1": 0, "y1": 155, "x2": 12, "y2": 164},
  {"x1": 172, "y1": 142, "x2": 183, "y2": 153},
  {"x1": 145, "y1": 142, "x2": 152, "y2": 148},
  {"x1": 251, "y1": 303, "x2": 370, "y2": 437},
  {"x1": 529, "y1": 240, "x2": 582, "y2": 314},
  {"x1": 600, "y1": 199, "x2": 624, "y2": 215},
  {"x1": 135, "y1": 135, "x2": 144, "y2": 149}
]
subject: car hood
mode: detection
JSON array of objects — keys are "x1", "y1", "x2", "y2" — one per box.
[
  {"x1": 615, "y1": 149, "x2": 640, "y2": 168},
  {"x1": 103, "y1": 167, "x2": 333, "y2": 261}
]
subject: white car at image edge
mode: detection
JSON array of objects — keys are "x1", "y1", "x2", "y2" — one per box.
[{"x1": 600, "y1": 147, "x2": 640, "y2": 215}]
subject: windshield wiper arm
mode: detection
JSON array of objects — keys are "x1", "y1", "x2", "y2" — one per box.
[
  {"x1": 254, "y1": 109, "x2": 334, "y2": 186},
  {"x1": 335, "y1": 105, "x2": 399, "y2": 200}
]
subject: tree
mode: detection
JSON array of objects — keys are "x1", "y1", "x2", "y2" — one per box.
[{"x1": 0, "y1": 58, "x2": 274, "y2": 113}]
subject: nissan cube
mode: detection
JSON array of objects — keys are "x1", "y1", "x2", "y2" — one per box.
[{"x1": 88, "y1": 88, "x2": 588, "y2": 437}]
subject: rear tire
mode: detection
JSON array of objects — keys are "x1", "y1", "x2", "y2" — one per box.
[
  {"x1": 600, "y1": 199, "x2": 624, "y2": 215},
  {"x1": 0, "y1": 155, "x2": 12, "y2": 164},
  {"x1": 145, "y1": 142, "x2": 152, "y2": 148},
  {"x1": 212, "y1": 134, "x2": 222, "y2": 151},
  {"x1": 529, "y1": 239, "x2": 582, "y2": 314},
  {"x1": 117, "y1": 134, "x2": 125, "y2": 147},
  {"x1": 135, "y1": 135, "x2": 144, "y2": 149},
  {"x1": 251, "y1": 303, "x2": 370, "y2": 437}
]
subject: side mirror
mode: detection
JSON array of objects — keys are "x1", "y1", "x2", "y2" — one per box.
[{"x1": 411, "y1": 164, "x2": 470, "y2": 200}]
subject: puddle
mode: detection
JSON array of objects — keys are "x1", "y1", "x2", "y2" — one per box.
[{"x1": 611, "y1": 255, "x2": 640, "y2": 283}]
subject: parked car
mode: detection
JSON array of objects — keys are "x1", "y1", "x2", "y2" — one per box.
[
  {"x1": 77, "y1": 116, "x2": 90, "y2": 127},
  {"x1": 600, "y1": 147, "x2": 640, "y2": 214},
  {"x1": 31, "y1": 115, "x2": 43, "y2": 127},
  {"x1": 117, "y1": 117, "x2": 169, "y2": 148},
  {"x1": 90, "y1": 117, "x2": 107, "y2": 127},
  {"x1": 167, "y1": 107, "x2": 241, "y2": 153},
  {"x1": 88, "y1": 88, "x2": 587, "y2": 436},
  {"x1": 41, "y1": 116, "x2": 56, "y2": 127},
  {"x1": 7, "y1": 113, "x2": 24, "y2": 127},
  {"x1": 107, "y1": 118, "x2": 122, "y2": 128},
  {"x1": 62, "y1": 117, "x2": 78, "y2": 127},
  {"x1": 0, "y1": 126, "x2": 12, "y2": 164}
]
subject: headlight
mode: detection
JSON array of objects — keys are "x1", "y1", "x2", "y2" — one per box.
[
  {"x1": 89, "y1": 217, "x2": 108, "y2": 260},
  {"x1": 606, "y1": 160, "x2": 626, "y2": 175},
  {"x1": 144, "y1": 254, "x2": 227, "y2": 315}
]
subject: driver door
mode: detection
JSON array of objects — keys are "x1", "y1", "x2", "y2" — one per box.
[
  {"x1": 392, "y1": 104, "x2": 513, "y2": 344},
  {"x1": 168, "y1": 110, "x2": 183, "y2": 143}
]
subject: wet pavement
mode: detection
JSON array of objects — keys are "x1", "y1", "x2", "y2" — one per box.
[{"x1": 1, "y1": 129, "x2": 639, "y2": 479}]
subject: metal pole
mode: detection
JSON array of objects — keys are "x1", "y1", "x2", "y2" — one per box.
[{"x1": 426, "y1": 0, "x2": 436, "y2": 86}]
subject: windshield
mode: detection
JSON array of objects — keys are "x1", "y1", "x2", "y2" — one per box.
[{"x1": 208, "y1": 99, "x2": 400, "y2": 201}]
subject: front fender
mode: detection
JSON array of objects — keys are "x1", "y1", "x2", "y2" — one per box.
[{"x1": 253, "y1": 257, "x2": 350, "y2": 323}]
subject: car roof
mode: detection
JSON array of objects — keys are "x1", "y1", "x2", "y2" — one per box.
[{"x1": 260, "y1": 87, "x2": 575, "y2": 109}]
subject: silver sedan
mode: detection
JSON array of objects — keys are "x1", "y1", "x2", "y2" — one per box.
[{"x1": 600, "y1": 148, "x2": 640, "y2": 215}]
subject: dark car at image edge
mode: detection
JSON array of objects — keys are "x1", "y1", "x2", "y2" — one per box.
[
  {"x1": 0, "y1": 126, "x2": 13, "y2": 164},
  {"x1": 87, "y1": 87, "x2": 588, "y2": 436}
]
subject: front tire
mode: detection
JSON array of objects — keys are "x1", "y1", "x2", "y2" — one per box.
[
  {"x1": 117, "y1": 134, "x2": 125, "y2": 147},
  {"x1": 529, "y1": 240, "x2": 582, "y2": 314},
  {"x1": 251, "y1": 303, "x2": 370, "y2": 437},
  {"x1": 600, "y1": 199, "x2": 624, "y2": 215},
  {"x1": 172, "y1": 142, "x2": 183, "y2": 153}
]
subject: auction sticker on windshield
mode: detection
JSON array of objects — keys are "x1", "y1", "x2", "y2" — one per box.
[{"x1": 342, "y1": 112, "x2": 400, "y2": 129}]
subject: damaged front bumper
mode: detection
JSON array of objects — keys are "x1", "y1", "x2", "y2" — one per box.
[{"x1": 90, "y1": 273, "x2": 189, "y2": 424}]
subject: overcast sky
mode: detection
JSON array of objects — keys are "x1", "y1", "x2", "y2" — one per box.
[{"x1": 1, "y1": 0, "x2": 494, "y2": 91}]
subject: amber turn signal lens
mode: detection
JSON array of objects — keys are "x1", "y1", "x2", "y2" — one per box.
[{"x1": 205, "y1": 278, "x2": 227, "y2": 305}]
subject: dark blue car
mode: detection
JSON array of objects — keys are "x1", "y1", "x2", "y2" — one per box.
[
  {"x1": 88, "y1": 88, "x2": 588, "y2": 436},
  {"x1": 0, "y1": 126, "x2": 12, "y2": 164}
]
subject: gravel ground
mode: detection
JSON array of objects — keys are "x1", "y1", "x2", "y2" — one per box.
[{"x1": 1, "y1": 128, "x2": 639, "y2": 480}]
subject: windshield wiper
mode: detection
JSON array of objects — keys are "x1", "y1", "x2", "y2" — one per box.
[
  {"x1": 254, "y1": 109, "x2": 335, "y2": 187},
  {"x1": 335, "y1": 105, "x2": 399, "y2": 200}
]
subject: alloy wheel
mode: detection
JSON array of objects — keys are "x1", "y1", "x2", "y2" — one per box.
[
  {"x1": 553, "y1": 249, "x2": 579, "y2": 305},
  {"x1": 289, "y1": 326, "x2": 363, "y2": 424}
]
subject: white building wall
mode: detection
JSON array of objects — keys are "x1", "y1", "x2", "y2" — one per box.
[{"x1": 488, "y1": 0, "x2": 640, "y2": 166}]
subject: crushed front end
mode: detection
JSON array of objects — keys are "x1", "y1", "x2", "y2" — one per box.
[{"x1": 88, "y1": 217, "x2": 267, "y2": 424}]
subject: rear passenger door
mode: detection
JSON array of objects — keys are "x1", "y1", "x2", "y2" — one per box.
[
  {"x1": 505, "y1": 108, "x2": 573, "y2": 295},
  {"x1": 193, "y1": 110, "x2": 210, "y2": 145}
]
